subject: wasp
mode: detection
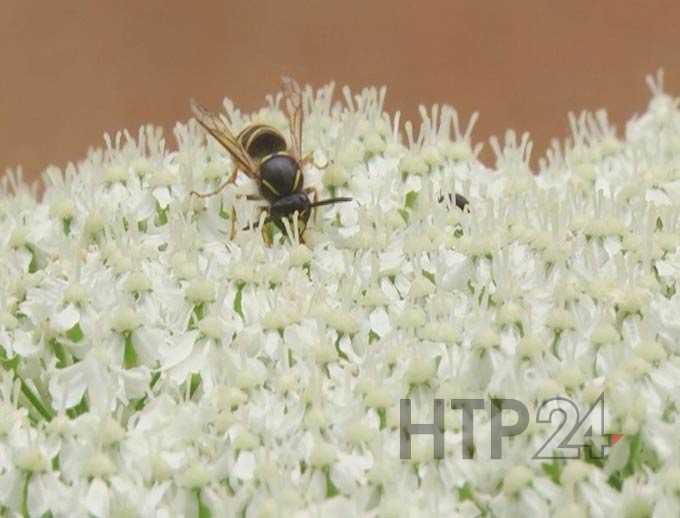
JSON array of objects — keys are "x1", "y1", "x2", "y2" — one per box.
[{"x1": 190, "y1": 77, "x2": 352, "y2": 241}]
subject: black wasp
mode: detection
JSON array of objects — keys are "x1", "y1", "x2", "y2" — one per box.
[{"x1": 190, "y1": 77, "x2": 352, "y2": 241}]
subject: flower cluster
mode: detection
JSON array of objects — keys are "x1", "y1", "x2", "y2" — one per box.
[{"x1": 1, "y1": 71, "x2": 680, "y2": 517}]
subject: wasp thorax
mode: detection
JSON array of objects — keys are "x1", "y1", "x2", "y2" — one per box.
[
  {"x1": 259, "y1": 154, "x2": 303, "y2": 202},
  {"x1": 239, "y1": 125, "x2": 288, "y2": 161}
]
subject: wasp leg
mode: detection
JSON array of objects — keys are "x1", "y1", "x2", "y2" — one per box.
[
  {"x1": 261, "y1": 215, "x2": 272, "y2": 246},
  {"x1": 190, "y1": 166, "x2": 239, "y2": 198},
  {"x1": 190, "y1": 181, "x2": 229, "y2": 198},
  {"x1": 298, "y1": 213, "x2": 308, "y2": 245},
  {"x1": 301, "y1": 153, "x2": 329, "y2": 170},
  {"x1": 304, "y1": 186, "x2": 320, "y2": 224},
  {"x1": 240, "y1": 209, "x2": 272, "y2": 246}
]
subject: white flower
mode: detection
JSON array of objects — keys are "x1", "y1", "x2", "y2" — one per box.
[{"x1": 0, "y1": 71, "x2": 679, "y2": 515}]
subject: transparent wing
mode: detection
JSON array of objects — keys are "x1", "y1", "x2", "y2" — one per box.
[
  {"x1": 281, "y1": 76, "x2": 304, "y2": 160},
  {"x1": 190, "y1": 100, "x2": 257, "y2": 178}
]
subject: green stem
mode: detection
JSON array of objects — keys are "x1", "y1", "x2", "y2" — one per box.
[
  {"x1": 17, "y1": 374, "x2": 55, "y2": 422},
  {"x1": 233, "y1": 283, "x2": 245, "y2": 320},
  {"x1": 21, "y1": 471, "x2": 32, "y2": 518},
  {"x1": 123, "y1": 332, "x2": 139, "y2": 369},
  {"x1": 134, "y1": 371, "x2": 161, "y2": 412},
  {"x1": 189, "y1": 373, "x2": 202, "y2": 399},
  {"x1": 551, "y1": 331, "x2": 562, "y2": 359},
  {"x1": 193, "y1": 303, "x2": 205, "y2": 322},
  {"x1": 195, "y1": 488, "x2": 211, "y2": 518}
]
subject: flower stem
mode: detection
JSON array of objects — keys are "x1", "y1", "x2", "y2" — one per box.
[
  {"x1": 21, "y1": 471, "x2": 32, "y2": 518},
  {"x1": 1, "y1": 351, "x2": 55, "y2": 421},
  {"x1": 123, "y1": 331, "x2": 139, "y2": 369},
  {"x1": 17, "y1": 374, "x2": 55, "y2": 422},
  {"x1": 195, "y1": 488, "x2": 211, "y2": 518}
]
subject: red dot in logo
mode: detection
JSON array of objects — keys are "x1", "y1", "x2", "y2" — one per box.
[{"x1": 610, "y1": 433, "x2": 624, "y2": 446}]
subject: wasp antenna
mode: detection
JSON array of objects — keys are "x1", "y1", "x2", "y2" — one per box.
[{"x1": 310, "y1": 197, "x2": 353, "y2": 208}]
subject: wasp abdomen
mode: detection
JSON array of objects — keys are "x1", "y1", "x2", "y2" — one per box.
[{"x1": 238, "y1": 125, "x2": 287, "y2": 161}]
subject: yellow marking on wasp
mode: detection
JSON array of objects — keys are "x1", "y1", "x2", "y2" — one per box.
[
  {"x1": 245, "y1": 126, "x2": 268, "y2": 148},
  {"x1": 262, "y1": 179, "x2": 280, "y2": 196},
  {"x1": 292, "y1": 168, "x2": 302, "y2": 191}
]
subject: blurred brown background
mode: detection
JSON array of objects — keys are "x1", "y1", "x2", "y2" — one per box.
[{"x1": 2, "y1": 1, "x2": 680, "y2": 183}]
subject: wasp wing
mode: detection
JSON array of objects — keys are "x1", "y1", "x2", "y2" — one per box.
[
  {"x1": 190, "y1": 100, "x2": 258, "y2": 178},
  {"x1": 281, "y1": 76, "x2": 304, "y2": 161}
]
